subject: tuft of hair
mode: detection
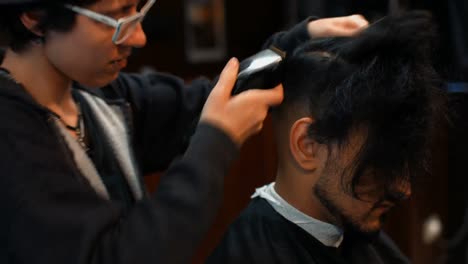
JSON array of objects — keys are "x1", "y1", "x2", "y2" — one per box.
[{"x1": 275, "y1": 11, "x2": 445, "y2": 197}]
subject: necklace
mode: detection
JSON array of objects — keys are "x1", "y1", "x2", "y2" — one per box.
[
  {"x1": 56, "y1": 103, "x2": 89, "y2": 152},
  {"x1": 0, "y1": 68, "x2": 89, "y2": 151},
  {"x1": 0, "y1": 68, "x2": 88, "y2": 150}
]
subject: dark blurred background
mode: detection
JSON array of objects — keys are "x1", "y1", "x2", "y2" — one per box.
[{"x1": 1, "y1": 0, "x2": 465, "y2": 263}]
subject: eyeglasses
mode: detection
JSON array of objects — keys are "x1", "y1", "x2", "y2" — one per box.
[{"x1": 64, "y1": 0, "x2": 156, "y2": 45}]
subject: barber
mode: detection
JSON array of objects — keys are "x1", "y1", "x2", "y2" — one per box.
[{"x1": 0, "y1": 0, "x2": 367, "y2": 263}]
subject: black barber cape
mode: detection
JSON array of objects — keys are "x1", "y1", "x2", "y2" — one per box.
[{"x1": 207, "y1": 198, "x2": 410, "y2": 264}]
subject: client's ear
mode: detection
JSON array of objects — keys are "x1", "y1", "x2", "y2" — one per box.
[
  {"x1": 289, "y1": 117, "x2": 320, "y2": 170},
  {"x1": 20, "y1": 11, "x2": 45, "y2": 37}
]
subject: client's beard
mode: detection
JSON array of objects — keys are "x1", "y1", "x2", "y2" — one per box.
[{"x1": 314, "y1": 184, "x2": 383, "y2": 242}]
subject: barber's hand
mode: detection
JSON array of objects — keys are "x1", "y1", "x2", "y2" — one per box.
[
  {"x1": 200, "y1": 58, "x2": 284, "y2": 147},
  {"x1": 308, "y1": 14, "x2": 369, "y2": 38}
]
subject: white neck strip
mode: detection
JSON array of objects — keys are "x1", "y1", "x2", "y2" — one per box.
[{"x1": 252, "y1": 182, "x2": 343, "y2": 248}]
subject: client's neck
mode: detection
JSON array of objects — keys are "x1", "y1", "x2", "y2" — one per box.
[{"x1": 274, "y1": 170, "x2": 339, "y2": 226}]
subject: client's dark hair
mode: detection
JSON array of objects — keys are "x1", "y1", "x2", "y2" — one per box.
[
  {"x1": 0, "y1": 0, "x2": 99, "y2": 52},
  {"x1": 274, "y1": 11, "x2": 445, "y2": 198}
]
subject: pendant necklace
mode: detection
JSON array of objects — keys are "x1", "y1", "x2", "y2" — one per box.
[{"x1": 57, "y1": 103, "x2": 88, "y2": 152}]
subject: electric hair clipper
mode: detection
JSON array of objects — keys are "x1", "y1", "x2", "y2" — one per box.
[{"x1": 231, "y1": 46, "x2": 286, "y2": 95}]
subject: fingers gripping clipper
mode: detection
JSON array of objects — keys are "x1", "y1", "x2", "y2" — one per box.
[{"x1": 231, "y1": 46, "x2": 286, "y2": 95}]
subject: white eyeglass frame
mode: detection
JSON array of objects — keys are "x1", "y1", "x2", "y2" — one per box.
[{"x1": 64, "y1": 0, "x2": 155, "y2": 44}]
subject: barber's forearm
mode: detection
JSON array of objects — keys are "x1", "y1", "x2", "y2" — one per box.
[
  {"x1": 262, "y1": 17, "x2": 317, "y2": 53},
  {"x1": 262, "y1": 15, "x2": 369, "y2": 54}
]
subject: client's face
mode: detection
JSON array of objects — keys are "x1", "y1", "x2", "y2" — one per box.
[{"x1": 312, "y1": 131, "x2": 411, "y2": 235}]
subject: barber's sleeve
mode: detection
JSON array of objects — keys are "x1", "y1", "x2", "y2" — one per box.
[
  {"x1": 1, "y1": 102, "x2": 238, "y2": 264},
  {"x1": 262, "y1": 17, "x2": 318, "y2": 54},
  {"x1": 108, "y1": 72, "x2": 217, "y2": 174}
]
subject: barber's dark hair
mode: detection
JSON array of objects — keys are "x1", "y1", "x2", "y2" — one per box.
[
  {"x1": 275, "y1": 11, "x2": 445, "y2": 198},
  {"x1": 0, "y1": 0, "x2": 99, "y2": 52}
]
